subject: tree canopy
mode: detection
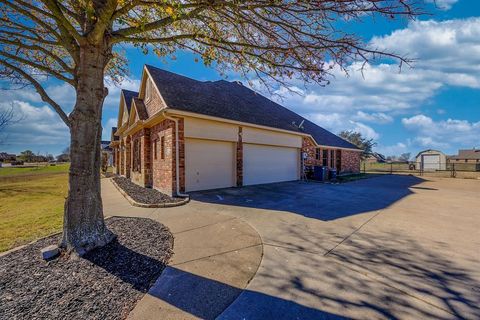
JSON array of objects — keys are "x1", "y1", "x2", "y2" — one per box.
[
  {"x1": 1, "y1": 0, "x2": 421, "y2": 123},
  {"x1": 0, "y1": 0, "x2": 422, "y2": 254},
  {"x1": 339, "y1": 130, "x2": 376, "y2": 159}
]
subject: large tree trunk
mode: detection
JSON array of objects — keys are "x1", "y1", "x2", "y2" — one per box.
[{"x1": 60, "y1": 43, "x2": 115, "y2": 255}]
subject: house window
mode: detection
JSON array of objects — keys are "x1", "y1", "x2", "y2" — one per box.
[
  {"x1": 153, "y1": 139, "x2": 158, "y2": 160},
  {"x1": 322, "y1": 150, "x2": 328, "y2": 166},
  {"x1": 315, "y1": 148, "x2": 321, "y2": 160},
  {"x1": 330, "y1": 150, "x2": 335, "y2": 168},
  {"x1": 160, "y1": 136, "x2": 165, "y2": 160}
]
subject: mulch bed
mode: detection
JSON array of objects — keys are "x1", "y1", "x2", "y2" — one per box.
[
  {"x1": 0, "y1": 217, "x2": 174, "y2": 320},
  {"x1": 113, "y1": 176, "x2": 184, "y2": 204}
]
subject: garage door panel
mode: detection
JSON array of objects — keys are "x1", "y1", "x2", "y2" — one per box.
[
  {"x1": 185, "y1": 138, "x2": 235, "y2": 191},
  {"x1": 244, "y1": 144, "x2": 299, "y2": 186},
  {"x1": 422, "y1": 155, "x2": 440, "y2": 170}
]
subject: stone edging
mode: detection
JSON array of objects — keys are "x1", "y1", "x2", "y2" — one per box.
[{"x1": 109, "y1": 178, "x2": 189, "y2": 208}]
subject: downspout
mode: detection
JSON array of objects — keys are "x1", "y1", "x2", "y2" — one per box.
[{"x1": 163, "y1": 112, "x2": 189, "y2": 198}]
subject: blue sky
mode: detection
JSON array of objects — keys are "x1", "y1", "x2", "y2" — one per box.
[{"x1": 0, "y1": 0, "x2": 479, "y2": 157}]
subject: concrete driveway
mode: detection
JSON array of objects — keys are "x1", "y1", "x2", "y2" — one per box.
[{"x1": 189, "y1": 175, "x2": 480, "y2": 319}]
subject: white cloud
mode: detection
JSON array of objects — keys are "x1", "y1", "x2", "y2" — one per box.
[
  {"x1": 402, "y1": 114, "x2": 480, "y2": 150},
  {"x1": 104, "y1": 77, "x2": 140, "y2": 109},
  {"x1": 353, "y1": 111, "x2": 393, "y2": 124},
  {"x1": 425, "y1": 0, "x2": 459, "y2": 10},
  {"x1": 0, "y1": 101, "x2": 69, "y2": 151},
  {"x1": 370, "y1": 18, "x2": 480, "y2": 85},
  {"x1": 376, "y1": 142, "x2": 409, "y2": 157},
  {"x1": 102, "y1": 118, "x2": 117, "y2": 141},
  {"x1": 263, "y1": 17, "x2": 480, "y2": 154}
]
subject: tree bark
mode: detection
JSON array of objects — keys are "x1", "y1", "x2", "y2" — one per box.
[{"x1": 60, "y1": 43, "x2": 115, "y2": 255}]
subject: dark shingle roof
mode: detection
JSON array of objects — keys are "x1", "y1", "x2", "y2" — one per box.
[
  {"x1": 145, "y1": 65, "x2": 359, "y2": 150},
  {"x1": 133, "y1": 97, "x2": 148, "y2": 120},
  {"x1": 121, "y1": 89, "x2": 138, "y2": 113}
]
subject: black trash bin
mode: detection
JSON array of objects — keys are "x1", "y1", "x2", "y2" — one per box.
[{"x1": 313, "y1": 166, "x2": 329, "y2": 181}]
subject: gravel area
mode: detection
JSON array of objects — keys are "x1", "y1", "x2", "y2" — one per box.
[
  {"x1": 0, "y1": 217, "x2": 174, "y2": 320},
  {"x1": 113, "y1": 176, "x2": 184, "y2": 204}
]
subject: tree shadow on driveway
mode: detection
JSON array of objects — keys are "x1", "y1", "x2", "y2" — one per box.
[
  {"x1": 130, "y1": 227, "x2": 480, "y2": 319},
  {"x1": 190, "y1": 174, "x2": 425, "y2": 221}
]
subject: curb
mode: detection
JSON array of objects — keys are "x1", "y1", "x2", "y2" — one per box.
[{"x1": 109, "y1": 178, "x2": 189, "y2": 208}]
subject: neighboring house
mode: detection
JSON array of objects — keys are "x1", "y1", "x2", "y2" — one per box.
[
  {"x1": 415, "y1": 149, "x2": 447, "y2": 171},
  {"x1": 0, "y1": 152, "x2": 16, "y2": 162},
  {"x1": 111, "y1": 65, "x2": 361, "y2": 195},
  {"x1": 101, "y1": 140, "x2": 113, "y2": 166},
  {"x1": 447, "y1": 149, "x2": 480, "y2": 171},
  {"x1": 448, "y1": 149, "x2": 480, "y2": 163}
]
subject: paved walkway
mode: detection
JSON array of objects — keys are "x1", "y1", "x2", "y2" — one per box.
[
  {"x1": 101, "y1": 179, "x2": 263, "y2": 320},
  {"x1": 193, "y1": 175, "x2": 480, "y2": 320},
  {"x1": 104, "y1": 175, "x2": 480, "y2": 319}
]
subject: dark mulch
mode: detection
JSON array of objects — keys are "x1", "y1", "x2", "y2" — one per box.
[
  {"x1": 0, "y1": 217, "x2": 174, "y2": 320},
  {"x1": 113, "y1": 176, "x2": 183, "y2": 204}
]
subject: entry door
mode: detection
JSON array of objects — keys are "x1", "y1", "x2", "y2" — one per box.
[
  {"x1": 243, "y1": 144, "x2": 299, "y2": 186},
  {"x1": 185, "y1": 138, "x2": 235, "y2": 192}
]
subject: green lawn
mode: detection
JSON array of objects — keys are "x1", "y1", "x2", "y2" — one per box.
[
  {"x1": 0, "y1": 163, "x2": 70, "y2": 176},
  {"x1": 0, "y1": 164, "x2": 69, "y2": 252}
]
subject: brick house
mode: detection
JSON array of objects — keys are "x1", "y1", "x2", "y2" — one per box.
[{"x1": 110, "y1": 65, "x2": 361, "y2": 195}]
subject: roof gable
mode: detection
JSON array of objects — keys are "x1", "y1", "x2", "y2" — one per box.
[
  {"x1": 145, "y1": 65, "x2": 359, "y2": 150},
  {"x1": 117, "y1": 89, "x2": 138, "y2": 128}
]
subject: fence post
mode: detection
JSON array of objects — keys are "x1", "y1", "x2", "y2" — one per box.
[
  {"x1": 390, "y1": 162, "x2": 393, "y2": 174},
  {"x1": 363, "y1": 162, "x2": 366, "y2": 173}
]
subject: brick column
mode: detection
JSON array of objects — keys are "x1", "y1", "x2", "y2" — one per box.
[
  {"x1": 141, "y1": 128, "x2": 152, "y2": 187},
  {"x1": 125, "y1": 136, "x2": 131, "y2": 179},
  {"x1": 120, "y1": 140, "x2": 125, "y2": 176},
  {"x1": 236, "y1": 126, "x2": 243, "y2": 187}
]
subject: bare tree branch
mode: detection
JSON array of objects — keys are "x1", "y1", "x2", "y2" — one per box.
[{"x1": 0, "y1": 59, "x2": 71, "y2": 127}]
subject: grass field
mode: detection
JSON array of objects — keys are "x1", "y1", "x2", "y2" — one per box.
[{"x1": 0, "y1": 164, "x2": 69, "y2": 252}]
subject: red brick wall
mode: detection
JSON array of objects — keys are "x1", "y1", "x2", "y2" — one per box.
[
  {"x1": 150, "y1": 119, "x2": 176, "y2": 196},
  {"x1": 125, "y1": 136, "x2": 131, "y2": 179},
  {"x1": 144, "y1": 79, "x2": 168, "y2": 117},
  {"x1": 130, "y1": 128, "x2": 152, "y2": 187},
  {"x1": 301, "y1": 137, "x2": 360, "y2": 173},
  {"x1": 302, "y1": 137, "x2": 322, "y2": 166},
  {"x1": 341, "y1": 150, "x2": 361, "y2": 173}
]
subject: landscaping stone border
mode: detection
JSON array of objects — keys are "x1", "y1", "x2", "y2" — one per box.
[{"x1": 110, "y1": 178, "x2": 189, "y2": 208}]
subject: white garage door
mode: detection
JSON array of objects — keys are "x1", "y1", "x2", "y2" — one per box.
[
  {"x1": 185, "y1": 138, "x2": 235, "y2": 192},
  {"x1": 243, "y1": 144, "x2": 299, "y2": 186},
  {"x1": 422, "y1": 154, "x2": 440, "y2": 171}
]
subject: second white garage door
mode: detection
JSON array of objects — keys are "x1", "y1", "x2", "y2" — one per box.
[
  {"x1": 185, "y1": 138, "x2": 235, "y2": 192},
  {"x1": 243, "y1": 144, "x2": 299, "y2": 186}
]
